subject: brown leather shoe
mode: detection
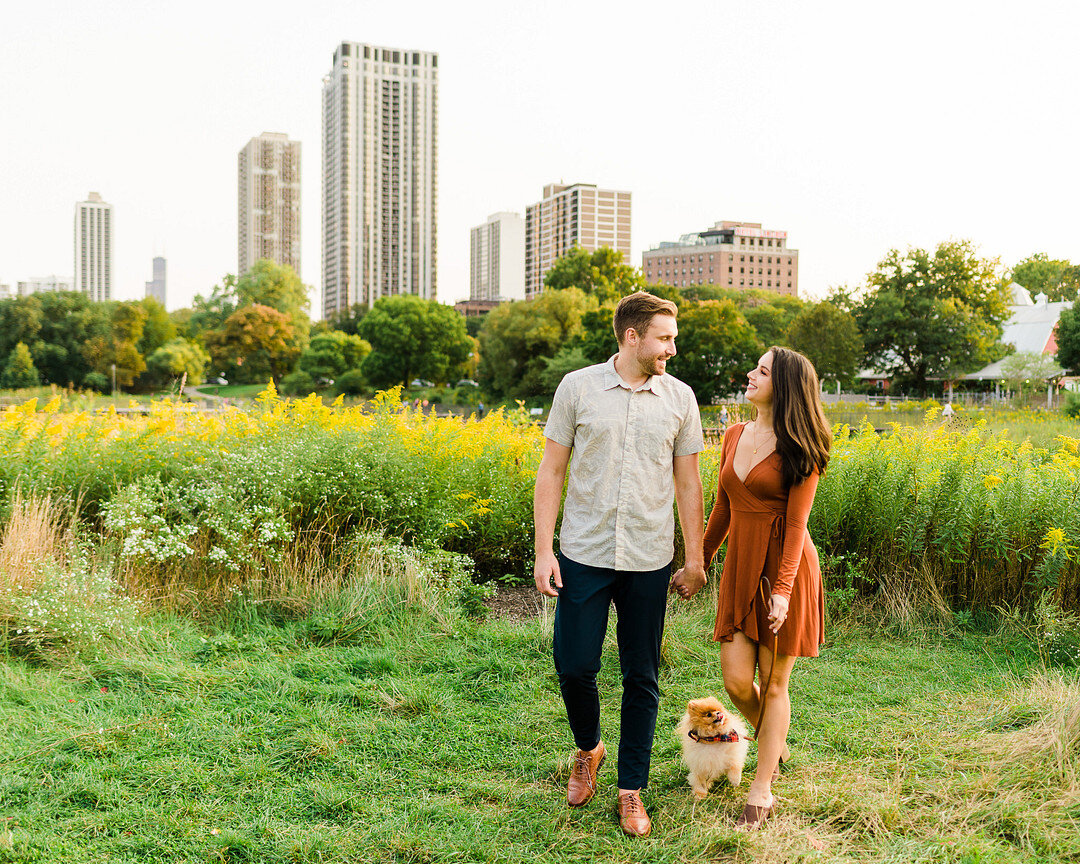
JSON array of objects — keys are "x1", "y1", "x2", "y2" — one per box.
[
  {"x1": 618, "y1": 790, "x2": 651, "y2": 837},
  {"x1": 566, "y1": 742, "x2": 605, "y2": 807}
]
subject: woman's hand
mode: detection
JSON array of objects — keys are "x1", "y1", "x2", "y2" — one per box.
[{"x1": 767, "y1": 593, "x2": 789, "y2": 633}]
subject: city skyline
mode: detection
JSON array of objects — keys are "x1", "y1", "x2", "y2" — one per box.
[{"x1": 1, "y1": 1, "x2": 1077, "y2": 314}]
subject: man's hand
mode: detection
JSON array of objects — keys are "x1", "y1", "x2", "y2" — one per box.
[
  {"x1": 767, "y1": 593, "x2": 790, "y2": 633},
  {"x1": 669, "y1": 563, "x2": 707, "y2": 600},
  {"x1": 535, "y1": 551, "x2": 562, "y2": 597}
]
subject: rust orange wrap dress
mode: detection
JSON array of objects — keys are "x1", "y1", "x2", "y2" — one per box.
[{"x1": 703, "y1": 422, "x2": 825, "y2": 658}]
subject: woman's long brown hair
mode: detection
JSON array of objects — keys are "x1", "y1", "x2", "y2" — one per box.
[{"x1": 768, "y1": 346, "x2": 831, "y2": 488}]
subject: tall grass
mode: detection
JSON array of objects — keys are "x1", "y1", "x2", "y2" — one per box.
[{"x1": 3, "y1": 390, "x2": 1080, "y2": 615}]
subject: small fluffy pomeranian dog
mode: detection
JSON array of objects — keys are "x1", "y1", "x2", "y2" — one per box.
[{"x1": 675, "y1": 697, "x2": 749, "y2": 799}]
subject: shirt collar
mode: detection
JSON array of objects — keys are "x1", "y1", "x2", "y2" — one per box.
[{"x1": 603, "y1": 354, "x2": 664, "y2": 394}]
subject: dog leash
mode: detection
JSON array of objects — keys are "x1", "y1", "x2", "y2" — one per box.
[{"x1": 753, "y1": 574, "x2": 779, "y2": 741}]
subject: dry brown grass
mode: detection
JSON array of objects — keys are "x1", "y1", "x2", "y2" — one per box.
[
  {"x1": 0, "y1": 490, "x2": 72, "y2": 593},
  {"x1": 116, "y1": 521, "x2": 462, "y2": 628}
]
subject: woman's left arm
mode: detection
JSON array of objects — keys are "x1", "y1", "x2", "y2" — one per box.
[{"x1": 774, "y1": 471, "x2": 820, "y2": 599}]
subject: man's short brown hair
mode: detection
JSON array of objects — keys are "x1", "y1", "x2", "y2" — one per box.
[{"x1": 612, "y1": 291, "x2": 678, "y2": 345}]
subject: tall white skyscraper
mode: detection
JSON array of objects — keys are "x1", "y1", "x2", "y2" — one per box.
[
  {"x1": 238, "y1": 132, "x2": 302, "y2": 277},
  {"x1": 470, "y1": 212, "x2": 525, "y2": 302},
  {"x1": 145, "y1": 256, "x2": 167, "y2": 306},
  {"x1": 321, "y1": 41, "x2": 438, "y2": 318},
  {"x1": 74, "y1": 192, "x2": 112, "y2": 302}
]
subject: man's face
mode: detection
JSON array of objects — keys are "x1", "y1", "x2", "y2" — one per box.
[{"x1": 632, "y1": 314, "x2": 678, "y2": 377}]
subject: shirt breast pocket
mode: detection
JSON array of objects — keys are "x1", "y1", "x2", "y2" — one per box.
[{"x1": 639, "y1": 413, "x2": 679, "y2": 463}]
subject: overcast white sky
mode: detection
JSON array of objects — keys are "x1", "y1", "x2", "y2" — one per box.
[{"x1": 1, "y1": 0, "x2": 1077, "y2": 314}]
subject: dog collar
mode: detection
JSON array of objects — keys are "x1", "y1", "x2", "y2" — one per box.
[{"x1": 688, "y1": 729, "x2": 739, "y2": 743}]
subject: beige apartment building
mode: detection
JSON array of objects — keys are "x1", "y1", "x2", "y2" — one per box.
[
  {"x1": 238, "y1": 132, "x2": 301, "y2": 277},
  {"x1": 642, "y1": 221, "x2": 798, "y2": 296},
  {"x1": 524, "y1": 182, "x2": 631, "y2": 298}
]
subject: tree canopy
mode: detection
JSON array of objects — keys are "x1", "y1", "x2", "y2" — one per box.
[
  {"x1": 1054, "y1": 304, "x2": 1080, "y2": 374},
  {"x1": 204, "y1": 304, "x2": 301, "y2": 384},
  {"x1": 477, "y1": 288, "x2": 595, "y2": 398},
  {"x1": 1010, "y1": 253, "x2": 1080, "y2": 301},
  {"x1": 667, "y1": 300, "x2": 760, "y2": 404},
  {"x1": 359, "y1": 295, "x2": 472, "y2": 389},
  {"x1": 854, "y1": 240, "x2": 1010, "y2": 394},
  {"x1": 543, "y1": 246, "x2": 645, "y2": 304},
  {"x1": 786, "y1": 301, "x2": 864, "y2": 385}
]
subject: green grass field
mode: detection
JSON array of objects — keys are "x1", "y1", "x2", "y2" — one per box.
[{"x1": 2, "y1": 592, "x2": 1075, "y2": 864}]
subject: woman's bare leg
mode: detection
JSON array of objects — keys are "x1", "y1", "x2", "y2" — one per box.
[{"x1": 746, "y1": 641, "x2": 797, "y2": 807}]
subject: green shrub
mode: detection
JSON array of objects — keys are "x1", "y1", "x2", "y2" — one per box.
[
  {"x1": 82, "y1": 371, "x2": 110, "y2": 393},
  {"x1": 334, "y1": 369, "x2": 366, "y2": 396},
  {"x1": 1063, "y1": 391, "x2": 1080, "y2": 420},
  {"x1": 280, "y1": 370, "x2": 316, "y2": 397}
]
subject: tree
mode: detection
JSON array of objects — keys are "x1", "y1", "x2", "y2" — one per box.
[
  {"x1": 145, "y1": 338, "x2": 210, "y2": 386},
  {"x1": 359, "y1": 295, "x2": 472, "y2": 389},
  {"x1": 319, "y1": 303, "x2": 369, "y2": 337},
  {"x1": 855, "y1": 240, "x2": 1010, "y2": 395},
  {"x1": 477, "y1": 288, "x2": 595, "y2": 397},
  {"x1": 34, "y1": 292, "x2": 111, "y2": 387},
  {"x1": 667, "y1": 300, "x2": 760, "y2": 404},
  {"x1": 740, "y1": 294, "x2": 804, "y2": 349},
  {"x1": 236, "y1": 259, "x2": 312, "y2": 346},
  {"x1": 540, "y1": 347, "x2": 593, "y2": 392},
  {"x1": 298, "y1": 331, "x2": 371, "y2": 381},
  {"x1": 1011, "y1": 253, "x2": 1080, "y2": 301},
  {"x1": 999, "y1": 351, "x2": 1061, "y2": 398},
  {"x1": 187, "y1": 275, "x2": 238, "y2": 344},
  {"x1": 137, "y1": 297, "x2": 177, "y2": 358},
  {"x1": 543, "y1": 246, "x2": 646, "y2": 304},
  {"x1": 204, "y1": 304, "x2": 301, "y2": 384},
  {"x1": 1054, "y1": 304, "x2": 1080, "y2": 374},
  {"x1": 1, "y1": 342, "x2": 39, "y2": 389},
  {"x1": 786, "y1": 301, "x2": 864, "y2": 385},
  {"x1": 82, "y1": 302, "x2": 149, "y2": 389}
]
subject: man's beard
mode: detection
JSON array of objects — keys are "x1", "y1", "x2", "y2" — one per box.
[{"x1": 637, "y1": 353, "x2": 667, "y2": 377}]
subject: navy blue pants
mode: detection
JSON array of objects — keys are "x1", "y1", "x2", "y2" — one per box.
[{"x1": 552, "y1": 553, "x2": 671, "y2": 790}]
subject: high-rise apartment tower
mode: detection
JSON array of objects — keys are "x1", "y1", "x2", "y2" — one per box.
[
  {"x1": 144, "y1": 256, "x2": 167, "y2": 306},
  {"x1": 238, "y1": 132, "x2": 301, "y2": 277},
  {"x1": 74, "y1": 192, "x2": 112, "y2": 302},
  {"x1": 321, "y1": 41, "x2": 438, "y2": 318},
  {"x1": 469, "y1": 212, "x2": 525, "y2": 302},
  {"x1": 524, "y1": 182, "x2": 631, "y2": 298},
  {"x1": 642, "y1": 221, "x2": 798, "y2": 296}
]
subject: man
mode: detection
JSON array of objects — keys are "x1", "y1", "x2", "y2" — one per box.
[{"x1": 533, "y1": 291, "x2": 706, "y2": 837}]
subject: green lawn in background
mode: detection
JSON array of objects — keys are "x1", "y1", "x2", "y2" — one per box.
[{"x1": 1, "y1": 596, "x2": 1073, "y2": 864}]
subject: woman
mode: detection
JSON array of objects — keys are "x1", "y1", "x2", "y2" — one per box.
[{"x1": 702, "y1": 347, "x2": 830, "y2": 828}]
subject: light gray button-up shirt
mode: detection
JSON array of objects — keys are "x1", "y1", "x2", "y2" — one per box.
[{"x1": 544, "y1": 356, "x2": 704, "y2": 572}]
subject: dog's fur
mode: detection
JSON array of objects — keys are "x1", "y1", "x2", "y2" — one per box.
[{"x1": 675, "y1": 697, "x2": 749, "y2": 799}]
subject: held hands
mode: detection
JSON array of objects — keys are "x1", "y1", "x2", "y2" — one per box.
[
  {"x1": 669, "y1": 563, "x2": 707, "y2": 601},
  {"x1": 767, "y1": 593, "x2": 789, "y2": 633},
  {"x1": 534, "y1": 551, "x2": 562, "y2": 597}
]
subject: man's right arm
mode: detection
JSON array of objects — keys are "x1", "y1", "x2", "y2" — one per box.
[{"x1": 533, "y1": 438, "x2": 572, "y2": 597}]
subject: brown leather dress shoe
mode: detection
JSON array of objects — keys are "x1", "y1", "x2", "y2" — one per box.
[
  {"x1": 566, "y1": 742, "x2": 605, "y2": 807},
  {"x1": 617, "y1": 790, "x2": 651, "y2": 837}
]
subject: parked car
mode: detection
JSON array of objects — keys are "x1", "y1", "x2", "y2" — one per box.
[
  {"x1": 410, "y1": 379, "x2": 434, "y2": 388},
  {"x1": 455, "y1": 379, "x2": 479, "y2": 388},
  {"x1": 209, "y1": 376, "x2": 228, "y2": 386}
]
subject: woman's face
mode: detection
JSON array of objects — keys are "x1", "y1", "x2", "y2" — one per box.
[{"x1": 745, "y1": 351, "x2": 775, "y2": 407}]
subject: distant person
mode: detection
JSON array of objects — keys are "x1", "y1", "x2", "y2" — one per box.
[
  {"x1": 477, "y1": 401, "x2": 485, "y2": 419},
  {"x1": 941, "y1": 402, "x2": 955, "y2": 418},
  {"x1": 719, "y1": 405, "x2": 730, "y2": 429},
  {"x1": 534, "y1": 291, "x2": 705, "y2": 837},
  {"x1": 691, "y1": 347, "x2": 831, "y2": 829}
]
